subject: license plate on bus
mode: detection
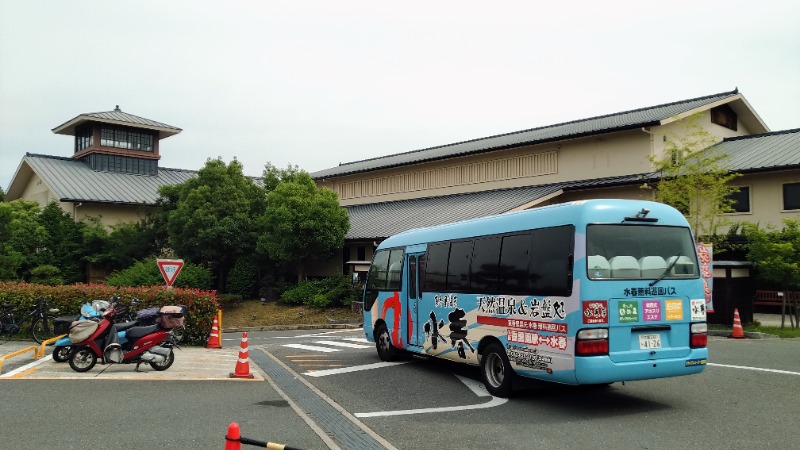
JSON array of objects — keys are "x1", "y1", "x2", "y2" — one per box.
[{"x1": 638, "y1": 334, "x2": 662, "y2": 349}]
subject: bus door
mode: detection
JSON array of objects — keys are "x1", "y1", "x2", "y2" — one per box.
[{"x1": 406, "y1": 252, "x2": 425, "y2": 347}]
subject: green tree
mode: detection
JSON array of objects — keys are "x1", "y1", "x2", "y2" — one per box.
[
  {"x1": 744, "y1": 220, "x2": 800, "y2": 327},
  {"x1": 256, "y1": 172, "x2": 349, "y2": 282},
  {"x1": 161, "y1": 158, "x2": 266, "y2": 291},
  {"x1": 261, "y1": 162, "x2": 302, "y2": 192},
  {"x1": 649, "y1": 115, "x2": 740, "y2": 238},
  {"x1": 0, "y1": 200, "x2": 47, "y2": 280},
  {"x1": 35, "y1": 202, "x2": 87, "y2": 283},
  {"x1": 79, "y1": 216, "x2": 112, "y2": 270},
  {"x1": 744, "y1": 220, "x2": 800, "y2": 290},
  {"x1": 91, "y1": 215, "x2": 168, "y2": 272}
]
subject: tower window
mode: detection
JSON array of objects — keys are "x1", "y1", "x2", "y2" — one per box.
[
  {"x1": 75, "y1": 126, "x2": 93, "y2": 153},
  {"x1": 100, "y1": 126, "x2": 155, "y2": 151},
  {"x1": 711, "y1": 105, "x2": 737, "y2": 131}
]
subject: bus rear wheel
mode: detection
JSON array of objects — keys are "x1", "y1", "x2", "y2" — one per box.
[
  {"x1": 374, "y1": 323, "x2": 399, "y2": 361},
  {"x1": 481, "y1": 342, "x2": 513, "y2": 397}
]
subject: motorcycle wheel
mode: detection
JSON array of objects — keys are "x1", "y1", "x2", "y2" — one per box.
[
  {"x1": 68, "y1": 347, "x2": 97, "y2": 372},
  {"x1": 52, "y1": 345, "x2": 72, "y2": 363},
  {"x1": 149, "y1": 348, "x2": 175, "y2": 371}
]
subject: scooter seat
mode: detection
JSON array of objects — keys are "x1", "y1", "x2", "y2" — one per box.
[
  {"x1": 112, "y1": 321, "x2": 140, "y2": 332},
  {"x1": 125, "y1": 324, "x2": 160, "y2": 341},
  {"x1": 53, "y1": 315, "x2": 80, "y2": 324}
]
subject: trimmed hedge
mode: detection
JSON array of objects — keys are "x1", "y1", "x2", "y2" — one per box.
[
  {"x1": 281, "y1": 277, "x2": 360, "y2": 308},
  {"x1": 0, "y1": 281, "x2": 218, "y2": 346}
]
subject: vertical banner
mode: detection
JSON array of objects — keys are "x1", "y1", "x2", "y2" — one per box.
[{"x1": 695, "y1": 243, "x2": 714, "y2": 313}]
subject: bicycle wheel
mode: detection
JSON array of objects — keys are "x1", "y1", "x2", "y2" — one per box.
[{"x1": 31, "y1": 316, "x2": 57, "y2": 344}]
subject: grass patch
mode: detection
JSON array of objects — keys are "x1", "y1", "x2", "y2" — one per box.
[
  {"x1": 709, "y1": 322, "x2": 800, "y2": 338},
  {"x1": 747, "y1": 325, "x2": 800, "y2": 338},
  {"x1": 221, "y1": 299, "x2": 362, "y2": 329}
]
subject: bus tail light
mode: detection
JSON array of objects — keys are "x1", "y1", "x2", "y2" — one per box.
[
  {"x1": 576, "y1": 328, "x2": 609, "y2": 356},
  {"x1": 690, "y1": 322, "x2": 707, "y2": 348}
]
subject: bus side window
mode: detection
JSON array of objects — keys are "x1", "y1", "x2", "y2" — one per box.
[
  {"x1": 425, "y1": 243, "x2": 449, "y2": 292},
  {"x1": 529, "y1": 225, "x2": 574, "y2": 296},
  {"x1": 387, "y1": 249, "x2": 404, "y2": 290},
  {"x1": 409, "y1": 257, "x2": 417, "y2": 300},
  {"x1": 499, "y1": 233, "x2": 532, "y2": 294},
  {"x1": 447, "y1": 240, "x2": 473, "y2": 292},
  {"x1": 471, "y1": 237, "x2": 501, "y2": 293}
]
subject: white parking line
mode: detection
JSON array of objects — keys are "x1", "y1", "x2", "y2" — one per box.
[
  {"x1": 354, "y1": 374, "x2": 507, "y2": 417},
  {"x1": 314, "y1": 340, "x2": 371, "y2": 349},
  {"x1": 0, "y1": 355, "x2": 52, "y2": 378},
  {"x1": 283, "y1": 344, "x2": 340, "y2": 353},
  {"x1": 277, "y1": 329, "x2": 363, "y2": 339},
  {"x1": 343, "y1": 338, "x2": 369, "y2": 344},
  {"x1": 708, "y1": 363, "x2": 800, "y2": 376},
  {"x1": 304, "y1": 361, "x2": 409, "y2": 377}
]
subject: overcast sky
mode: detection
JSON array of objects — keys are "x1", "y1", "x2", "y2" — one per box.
[{"x1": 2, "y1": 0, "x2": 799, "y2": 192}]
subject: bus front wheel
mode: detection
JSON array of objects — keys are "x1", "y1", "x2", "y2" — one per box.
[
  {"x1": 481, "y1": 343, "x2": 513, "y2": 397},
  {"x1": 375, "y1": 323, "x2": 399, "y2": 361}
]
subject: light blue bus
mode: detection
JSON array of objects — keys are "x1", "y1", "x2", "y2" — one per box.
[{"x1": 362, "y1": 199, "x2": 708, "y2": 397}]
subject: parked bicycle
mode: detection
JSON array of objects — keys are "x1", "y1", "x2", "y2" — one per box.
[{"x1": 0, "y1": 297, "x2": 61, "y2": 344}]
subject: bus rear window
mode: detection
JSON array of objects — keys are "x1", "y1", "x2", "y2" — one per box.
[{"x1": 586, "y1": 225, "x2": 699, "y2": 280}]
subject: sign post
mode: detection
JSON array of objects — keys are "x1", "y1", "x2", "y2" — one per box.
[{"x1": 157, "y1": 259, "x2": 185, "y2": 288}]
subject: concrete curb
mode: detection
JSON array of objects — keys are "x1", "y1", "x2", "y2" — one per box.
[{"x1": 708, "y1": 329, "x2": 780, "y2": 339}]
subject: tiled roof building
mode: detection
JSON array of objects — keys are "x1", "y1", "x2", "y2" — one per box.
[{"x1": 5, "y1": 92, "x2": 798, "y2": 280}]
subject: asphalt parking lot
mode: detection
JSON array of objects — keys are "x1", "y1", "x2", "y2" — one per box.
[{"x1": 0, "y1": 313, "x2": 789, "y2": 380}]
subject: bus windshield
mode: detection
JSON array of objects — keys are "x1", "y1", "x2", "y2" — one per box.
[{"x1": 586, "y1": 224, "x2": 699, "y2": 280}]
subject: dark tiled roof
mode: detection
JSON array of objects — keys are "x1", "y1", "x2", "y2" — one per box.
[
  {"x1": 51, "y1": 107, "x2": 181, "y2": 139},
  {"x1": 312, "y1": 90, "x2": 741, "y2": 179},
  {"x1": 82, "y1": 110, "x2": 179, "y2": 130},
  {"x1": 345, "y1": 174, "x2": 652, "y2": 240},
  {"x1": 344, "y1": 128, "x2": 800, "y2": 240},
  {"x1": 21, "y1": 153, "x2": 196, "y2": 205},
  {"x1": 714, "y1": 128, "x2": 800, "y2": 172}
]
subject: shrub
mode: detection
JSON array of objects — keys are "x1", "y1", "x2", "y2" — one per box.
[
  {"x1": 29, "y1": 265, "x2": 63, "y2": 286},
  {"x1": 225, "y1": 258, "x2": 257, "y2": 298},
  {"x1": 105, "y1": 258, "x2": 213, "y2": 290},
  {"x1": 281, "y1": 280, "x2": 317, "y2": 305},
  {"x1": 218, "y1": 293, "x2": 243, "y2": 309},
  {"x1": 281, "y1": 276, "x2": 360, "y2": 309},
  {"x1": 0, "y1": 281, "x2": 218, "y2": 346}
]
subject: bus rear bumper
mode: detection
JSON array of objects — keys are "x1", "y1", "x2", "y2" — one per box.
[{"x1": 574, "y1": 349, "x2": 708, "y2": 384}]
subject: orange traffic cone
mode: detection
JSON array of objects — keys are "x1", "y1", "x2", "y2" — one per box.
[
  {"x1": 730, "y1": 308, "x2": 745, "y2": 339},
  {"x1": 205, "y1": 316, "x2": 222, "y2": 349},
  {"x1": 230, "y1": 332, "x2": 254, "y2": 379},
  {"x1": 224, "y1": 422, "x2": 241, "y2": 450}
]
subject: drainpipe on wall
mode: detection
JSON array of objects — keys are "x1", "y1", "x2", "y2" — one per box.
[
  {"x1": 73, "y1": 202, "x2": 82, "y2": 220},
  {"x1": 640, "y1": 128, "x2": 657, "y2": 200},
  {"x1": 641, "y1": 127, "x2": 655, "y2": 162}
]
